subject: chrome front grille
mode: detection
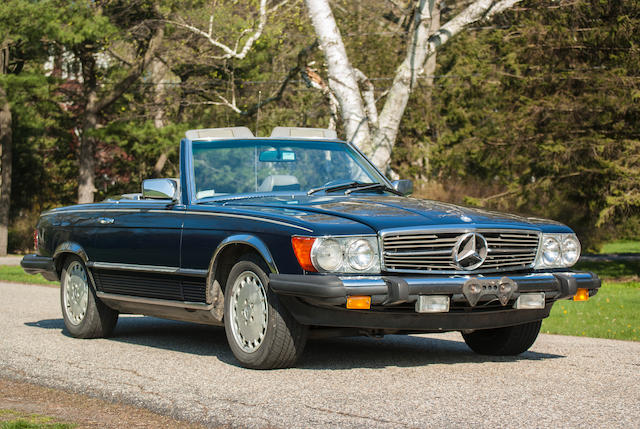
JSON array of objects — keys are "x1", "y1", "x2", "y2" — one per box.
[{"x1": 381, "y1": 229, "x2": 540, "y2": 274}]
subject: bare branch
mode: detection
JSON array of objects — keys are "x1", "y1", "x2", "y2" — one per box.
[
  {"x1": 166, "y1": 0, "x2": 287, "y2": 60},
  {"x1": 353, "y1": 68, "x2": 378, "y2": 127}
]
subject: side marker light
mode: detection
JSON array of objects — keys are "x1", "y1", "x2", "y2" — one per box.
[
  {"x1": 573, "y1": 288, "x2": 589, "y2": 301},
  {"x1": 346, "y1": 296, "x2": 371, "y2": 310}
]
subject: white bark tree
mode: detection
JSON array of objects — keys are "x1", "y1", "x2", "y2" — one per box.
[{"x1": 305, "y1": 0, "x2": 523, "y2": 174}]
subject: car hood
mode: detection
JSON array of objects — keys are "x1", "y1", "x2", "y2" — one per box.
[{"x1": 217, "y1": 195, "x2": 570, "y2": 233}]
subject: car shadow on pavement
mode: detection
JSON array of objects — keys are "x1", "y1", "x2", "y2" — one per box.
[
  {"x1": 26, "y1": 316, "x2": 564, "y2": 369},
  {"x1": 297, "y1": 335, "x2": 564, "y2": 370}
]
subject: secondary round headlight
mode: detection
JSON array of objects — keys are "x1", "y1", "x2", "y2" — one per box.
[
  {"x1": 561, "y1": 236, "x2": 581, "y2": 266},
  {"x1": 541, "y1": 237, "x2": 561, "y2": 266},
  {"x1": 346, "y1": 239, "x2": 375, "y2": 271},
  {"x1": 313, "y1": 239, "x2": 343, "y2": 271}
]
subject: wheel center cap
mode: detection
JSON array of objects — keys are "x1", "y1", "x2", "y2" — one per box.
[{"x1": 242, "y1": 307, "x2": 251, "y2": 321}]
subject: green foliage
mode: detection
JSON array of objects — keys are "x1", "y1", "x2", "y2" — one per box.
[{"x1": 418, "y1": 0, "x2": 640, "y2": 248}]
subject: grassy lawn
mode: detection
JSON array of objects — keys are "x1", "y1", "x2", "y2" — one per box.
[
  {"x1": 542, "y1": 281, "x2": 639, "y2": 341},
  {"x1": 600, "y1": 239, "x2": 640, "y2": 253},
  {"x1": 0, "y1": 266, "x2": 57, "y2": 286},
  {"x1": 0, "y1": 410, "x2": 75, "y2": 429}
]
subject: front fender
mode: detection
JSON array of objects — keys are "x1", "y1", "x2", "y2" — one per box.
[{"x1": 205, "y1": 234, "x2": 278, "y2": 321}]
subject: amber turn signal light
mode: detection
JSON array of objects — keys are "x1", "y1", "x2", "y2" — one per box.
[
  {"x1": 346, "y1": 296, "x2": 371, "y2": 310},
  {"x1": 291, "y1": 236, "x2": 317, "y2": 272},
  {"x1": 573, "y1": 288, "x2": 589, "y2": 301}
]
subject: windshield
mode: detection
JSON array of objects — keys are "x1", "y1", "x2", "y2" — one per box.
[{"x1": 191, "y1": 140, "x2": 387, "y2": 199}]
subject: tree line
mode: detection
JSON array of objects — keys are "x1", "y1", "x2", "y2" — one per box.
[{"x1": 0, "y1": 0, "x2": 638, "y2": 254}]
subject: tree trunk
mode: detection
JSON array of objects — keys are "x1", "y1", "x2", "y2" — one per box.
[
  {"x1": 304, "y1": 0, "x2": 371, "y2": 148},
  {"x1": 306, "y1": 0, "x2": 523, "y2": 173},
  {"x1": 370, "y1": 0, "x2": 440, "y2": 171},
  {"x1": 78, "y1": 89, "x2": 98, "y2": 204},
  {"x1": 0, "y1": 85, "x2": 12, "y2": 255},
  {"x1": 76, "y1": 27, "x2": 164, "y2": 203},
  {"x1": 151, "y1": 59, "x2": 169, "y2": 177}
]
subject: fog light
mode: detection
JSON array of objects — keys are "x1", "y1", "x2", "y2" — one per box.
[
  {"x1": 573, "y1": 288, "x2": 589, "y2": 301},
  {"x1": 346, "y1": 295, "x2": 371, "y2": 310},
  {"x1": 514, "y1": 293, "x2": 546, "y2": 309},
  {"x1": 415, "y1": 295, "x2": 450, "y2": 313}
]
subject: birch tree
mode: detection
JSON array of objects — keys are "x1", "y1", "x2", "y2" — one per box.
[{"x1": 305, "y1": 0, "x2": 523, "y2": 174}]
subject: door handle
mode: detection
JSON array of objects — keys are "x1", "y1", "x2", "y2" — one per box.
[{"x1": 97, "y1": 217, "x2": 114, "y2": 225}]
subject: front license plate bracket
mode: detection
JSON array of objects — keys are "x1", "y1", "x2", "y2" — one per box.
[{"x1": 462, "y1": 277, "x2": 518, "y2": 307}]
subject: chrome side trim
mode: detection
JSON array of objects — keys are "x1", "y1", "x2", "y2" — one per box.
[
  {"x1": 88, "y1": 261, "x2": 207, "y2": 277},
  {"x1": 96, "y1": 292, "x2": 213, "y2": 310},
  {"x1": 41, "y1": 208, "x2": 312, "y2": 232},
  {"x1": 180, "y1": 211, "x2": 313, "y2": 232}
]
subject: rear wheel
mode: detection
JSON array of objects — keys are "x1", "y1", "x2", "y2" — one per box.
[
  {"x1": 224, "y1": 256, "x2": 308, "y2": 369},
  {"x1": 462, "y1": 320, "x2": 542, "y2": 356},
  {"x1": 60, "y1": 256, "x2": 118, "y2": 338}
]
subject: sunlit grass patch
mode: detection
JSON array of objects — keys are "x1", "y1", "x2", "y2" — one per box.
[
  {"x1": 600, "y1": 240, "x2": 640, "y2": 254},
  {"x1": 0, "y1": 266, "x2": 57, "y2": 286},
  {"x1": 0, "y1": 409, "x2": 75, "y2": 429},
  {"x1": 542, "y1": 282, "x2": 640, "y2": 341}
]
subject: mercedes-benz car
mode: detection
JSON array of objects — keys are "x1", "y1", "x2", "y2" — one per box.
[{"x1": 21, "y1": 126, "x2": 600, "y2": 369}]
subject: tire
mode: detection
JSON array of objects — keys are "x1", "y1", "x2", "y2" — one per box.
[
  {"x1": 462, "y1": 320, "x2": 542, "y2": 356},
  {"x1": 60, "y1": 256, "x2": 118, "y2": 338},
  {"x1": 224, "y1": 256, "x2": 308, "y2": 369}
]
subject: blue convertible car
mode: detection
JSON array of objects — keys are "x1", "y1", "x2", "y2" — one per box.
[{"x1": 22, "y1": 126, "x2": 600, "y2": 369}]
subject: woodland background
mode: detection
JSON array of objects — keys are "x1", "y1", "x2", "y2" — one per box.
[{"x1": 0, "y1": 0, "x2": 638, "y2": 253}]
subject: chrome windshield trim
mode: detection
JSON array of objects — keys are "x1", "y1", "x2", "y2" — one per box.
[
  {"x1": 88, "y1": 262, "x2": 207, "y2": 277},
  {"x1": 96, "y1": 292, "x2": 213, "y2": 310}
]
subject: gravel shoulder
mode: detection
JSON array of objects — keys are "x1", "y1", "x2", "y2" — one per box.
[{"x1": 1, "y1": 281, "x2": 639, "y2": 428}]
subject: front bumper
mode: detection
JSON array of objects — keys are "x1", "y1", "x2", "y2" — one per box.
[{"x1": 269, "y1": 271, "x2": 600, "y2": 331}]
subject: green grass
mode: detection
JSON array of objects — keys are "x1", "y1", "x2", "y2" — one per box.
[
  {"x1": 600, "y1": 240, "x2": 640, "y2": 254},
  {"x1": 0, "y1": 410, "x2": 75, "y2": 429},
  {"x1": 542, "y1": 281, "x2": 640, "y2": 341},
  {"x1": 0, "y1": 266, "x2": 57, "y2": 286}
]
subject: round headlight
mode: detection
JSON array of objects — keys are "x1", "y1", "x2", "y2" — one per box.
[
  {"x1": 346, "y1": 239, "x2": 374, "y2": 271},
  {"x1": 313, "y1": 239, "x2": 343, "y2": 271},
  {"x1": 542, "y1": 237, "x2": 561, "y2": 266},
  {"x1": 561, "y1": 236, "x2": 580, "y2": 266}
]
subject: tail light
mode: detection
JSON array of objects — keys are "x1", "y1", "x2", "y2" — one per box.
[{"x1": 33, "y1": 229, "x2": 39, "y2": 251}]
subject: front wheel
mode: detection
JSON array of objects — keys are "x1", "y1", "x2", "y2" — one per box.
[
  {"x1": 224, "y1": 257, "x2": 308, "y2": 369},
  {"x1": 462, "y1": 320, "x2": 542, "y2": 356},
  {"x1": 60, "y1": 256, "x2": 118, "y2": 338}
]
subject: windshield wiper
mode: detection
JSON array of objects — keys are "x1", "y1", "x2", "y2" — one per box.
[
  {"x1": 307, "y1": 181, "x2": 363, "y2": 195},
  {"x1": 308, "y1": 181, "x2": 403, "y2": 196},
  {"x1": 344, "y1": 182, "x2": 403, "y2": 196}
]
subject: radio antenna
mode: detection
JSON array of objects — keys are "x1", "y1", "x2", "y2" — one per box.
[{"x1": 255, "y1": 90, "x2": 262, "y2": 137}]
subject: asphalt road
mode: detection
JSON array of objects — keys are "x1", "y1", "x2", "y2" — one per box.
[{"x1": 1, "y1": 281, "x2": 639, "y2": 428}]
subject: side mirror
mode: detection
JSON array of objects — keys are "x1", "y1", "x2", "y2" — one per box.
[
  {"x1": 142, "y1": 178, "x2": 178, "y2": 200},
  {"x1": 391, "y1": 179, "x2": 413, "y2": 196}
]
